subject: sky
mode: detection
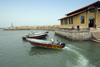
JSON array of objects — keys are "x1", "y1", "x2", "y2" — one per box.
[{"x1": 0, "y1": 0, "x2": 99, "y2": 27}]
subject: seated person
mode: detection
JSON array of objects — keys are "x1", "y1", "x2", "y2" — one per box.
[
  {"x1": 57, "y1": 40, "x2": 60, "y2": 46},
  {"x1": 50, "y1": 38, "x2": 54, "y2": 45}
]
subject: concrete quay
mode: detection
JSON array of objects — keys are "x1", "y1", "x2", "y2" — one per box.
[{"x1": 55, "y1": 30, "x2": 91, "y2": 41}]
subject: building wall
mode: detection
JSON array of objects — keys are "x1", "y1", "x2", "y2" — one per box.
[
  {"x1": 96, "y1": 7, "x2": 100, "y2": 27},
  {"x1": 60, "y1": 6, "x2": 100, "y2": 28},
  {"x1": 60, "y1": 11, "x2": 87, "y2": 28}
]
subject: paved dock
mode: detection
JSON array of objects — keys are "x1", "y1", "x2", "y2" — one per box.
[{"x1": 90, "y1": 28, "x2": 100, "y2": 42}]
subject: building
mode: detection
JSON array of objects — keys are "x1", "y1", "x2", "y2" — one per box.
[{"x1": 59, "y1": 1, "x2": 100, "y2": 29}]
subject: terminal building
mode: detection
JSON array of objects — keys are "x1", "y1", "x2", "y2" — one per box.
[{"x1": 59, "y1": 1, "x2": 100, "y2": 29}]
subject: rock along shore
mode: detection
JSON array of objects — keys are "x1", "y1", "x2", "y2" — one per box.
[{"x1": 4, "y1": 25, "x2": 60, "y2": 31}]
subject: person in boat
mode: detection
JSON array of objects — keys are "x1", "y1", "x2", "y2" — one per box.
[
  {"x1": 50, "y1": 38, "x2": 54, "y2": 45},
  {"x1": 57, "y1": 39, "x2": 60, "y2": 46},
  {"x1": 26, "y1": 33, "x2": 29, "y2": 37}
]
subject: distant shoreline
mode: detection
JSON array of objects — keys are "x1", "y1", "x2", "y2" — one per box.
[
  {"x1": 4, "y1": 25, "x2": 60, "y2": 31},
  {"x1": 0, "y1": 28, "x2": 5, "y2": 29}
]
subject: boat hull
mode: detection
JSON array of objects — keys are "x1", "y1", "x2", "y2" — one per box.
[
  {"x1": 29, "y1": 41, "x2": 62, "y2": 49},
  {"x1": 22, "y1": 34, "x2": 46, "y2": 40}
]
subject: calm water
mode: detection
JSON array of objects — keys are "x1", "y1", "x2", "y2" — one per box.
[{"x1": 0, "y1": 29, "x2": 100, "y2": 67}]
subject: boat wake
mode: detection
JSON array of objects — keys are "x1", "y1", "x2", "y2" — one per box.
[
  {"x1": 63, "y1": 45, "x2": 91, "y2": 67},
  {"x1": 64, "y1": 45, "x2": 83, "y2": 51}
]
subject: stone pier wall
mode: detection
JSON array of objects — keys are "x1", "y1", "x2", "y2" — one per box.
[{"x1": 55, "y1": 30, "x2": 91, "y2": 41}]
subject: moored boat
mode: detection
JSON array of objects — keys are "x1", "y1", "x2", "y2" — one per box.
[
  {"x1": 27, "y1": 31, "x2": 48, "y2": 36},
  {"x1": 22, "y1": 31, "x2": 48, "y2": 40},
  {"x1": 26, "y1": 38, "x2": 65, "y2": 49}
]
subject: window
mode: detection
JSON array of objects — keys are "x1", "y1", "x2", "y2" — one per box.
[
  {"x1": 81, "y1": 16, "x2": 84, "y2": 23},
  {"x1": 69, "y1": 18, "x2": 70, "y2": 24},
  {"x1": 61, "y1": 20, "x2": 63, "y2": 25},
  {"x1": 69, "y1": 17, "x2": 73, "y2": 24},
  {"x1": 89, "y1": 8, "x2": 95, "y2": 12},
  {"x1": 64, "y1": 18, "x2": 67, "y2": 24},
  {"x1": 71, "y1": 17, "x2": 73, "y2": 24}
]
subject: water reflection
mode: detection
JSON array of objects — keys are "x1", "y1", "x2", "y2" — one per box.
[{"x1": 28, "y1": 47, "x2": 63, "y2": 56}]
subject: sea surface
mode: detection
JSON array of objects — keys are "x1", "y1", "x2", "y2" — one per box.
[{"x1": 0, "y1": 29, "x2": 100, "y2": 67}]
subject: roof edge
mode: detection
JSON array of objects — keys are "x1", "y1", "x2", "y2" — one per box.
[
  {"x1": 58, "y1": 9, "x2": 88, "y2": 20},
  {"x1": 66, "y1": 1, "x2": 99, "y2": 16}
]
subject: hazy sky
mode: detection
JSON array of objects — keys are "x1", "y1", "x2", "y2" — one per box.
[{"x1": 0, "y1": 0, "x2": 98, "y2": 27}]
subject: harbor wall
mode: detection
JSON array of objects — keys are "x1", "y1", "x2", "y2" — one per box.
[{"x1": 55, "y1": 30, "x2": 91, "y2": 41}]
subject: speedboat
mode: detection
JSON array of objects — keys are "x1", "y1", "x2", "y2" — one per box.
[{"x1": 27, "y1": 38, "x2": 65, "y2": 49}]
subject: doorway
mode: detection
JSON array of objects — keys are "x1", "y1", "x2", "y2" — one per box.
[{"x1": 89, "y1": 19, "x2": 94, "y2": 27}]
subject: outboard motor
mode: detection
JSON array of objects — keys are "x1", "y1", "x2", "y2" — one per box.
[{"x1": 61, "y1": 43, "x2": 65, "y2": 48}]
